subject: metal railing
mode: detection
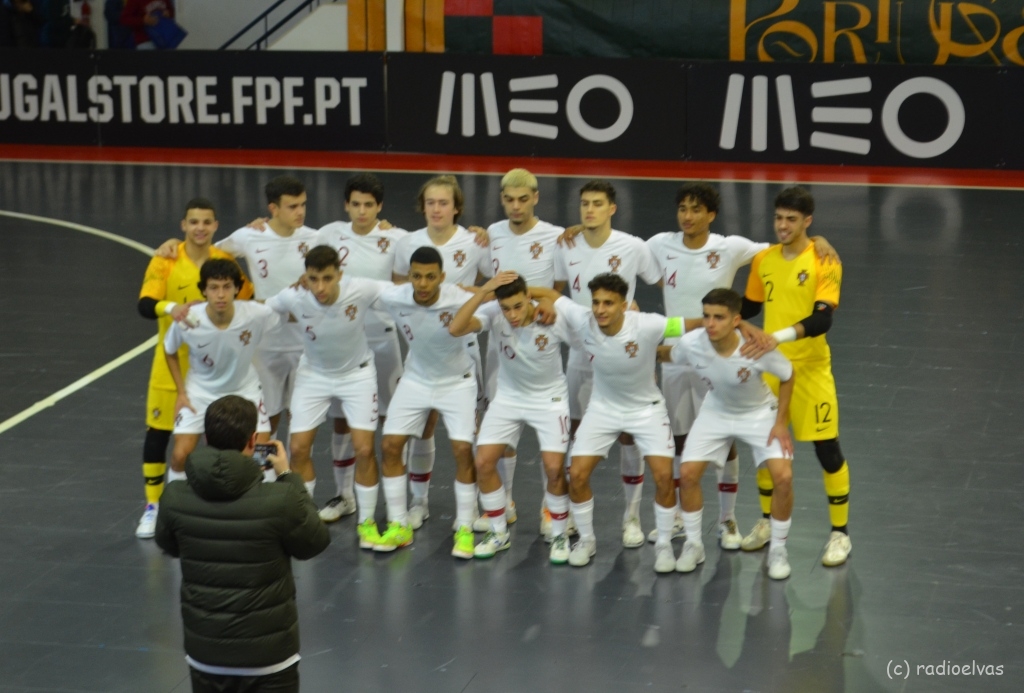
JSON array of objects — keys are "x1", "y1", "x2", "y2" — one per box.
[{"x1": 219, "y1": 0, "x2": 331, "y2": 50}]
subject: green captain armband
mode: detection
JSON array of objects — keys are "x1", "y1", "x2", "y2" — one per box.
[{"x1": 664, "y1": 317, "x2": 684, "y2": 338}]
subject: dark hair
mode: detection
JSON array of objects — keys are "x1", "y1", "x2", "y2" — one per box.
[
  {"x1": 702, "y1": 288, "x2": 742, "y2": 314},
  {"x1": 416, "y1": 175, "x2": 464, "y2": 223},
  {"x1": 774, "y1": 186, "x2": 814, "y2": 216},
  {"x1": 183, "y1": 197, "x2": 216, "y2": 220},
  {"x1": 587, "y1": 272, "x2": 629, "y2": 299},
  {"x1": 345, "y1": 173, "x2": 384, "y2": 204},
  {"x1": 409, "y1": 246, "x2": 443, "y2": 270},
  {"x1": 199, "y1": 258, "x2": 245, "y2": 292},
  {"x1": 675, "y1": 182, "x2": 720, "y2": 214},
  {"x1": 204, "y1": 395, "x2": 257, "y2": 451},
  {"x1": 580, "y1": 180, "x2": 616, "y2": 204},
  {"x1": 304, "y1": 245, "x2": 340, "y2": 271},
  {"x1": 494, "y1": 276, "x2": 528, "y2": 300},
  {"x1": 265, "y1": 175, "x2": 306, "y2": 205}
]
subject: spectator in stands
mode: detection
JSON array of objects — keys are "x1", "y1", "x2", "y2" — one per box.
[
  {"x1": 120, "y1": 0, "x2": 172, "y2": 49},
  {"x1": 156, "y1": 395, "x2": 329, "y2": 692},
  {"x1": 104, "y1": 0, "x2": 132, "y2": 47},
  {"x1": 2, "y1": 0, "x2": 42, "y2": 46},
  {"x1": 37, "y1": 0, "x2": 72, "y2": 47}
]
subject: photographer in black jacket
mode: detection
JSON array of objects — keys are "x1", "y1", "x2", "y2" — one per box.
[{"x1": 156, "y1": 395, "x2": 329, "y2": 692}]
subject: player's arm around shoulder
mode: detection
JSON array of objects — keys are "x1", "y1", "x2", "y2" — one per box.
[{"x1": 450, "y1": 271, "x2": 515, "y2": 336}]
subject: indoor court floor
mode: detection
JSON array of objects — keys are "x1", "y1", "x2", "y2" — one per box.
[{"x1": 0, "y1": 154, "x2": 1021, "y2": 692}]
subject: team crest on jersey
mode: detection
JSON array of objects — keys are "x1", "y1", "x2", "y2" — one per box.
[
  {"x1": 535, "y1": 334, "x2": 549, "y2": 351},
  {"x1": 737, "y1": 367, "x2": 751, "y2": 383},
  {"x1": 377, "y1": 238, "x2": 391, "y2": 253},
  {"x1": 797, "y1": 269, "x2": 809, "y2": 286},
  {"x1": 453, "y1": 250, "x2": 467, "y2": 267},
  {"x1": 152, "y1": 407, "x2": 161, "y2": 420},
  {"x1": 706, "y1": 251, "x2": 721, "y2": 269},
  {"x1": 530, "y1": 242, "x2": 543, "y2": 259},
  {"x1": 239, "y1": 330, "x2": 252, "y2": 345},
  {"x1": 439, "y1": 311, "x2": 454, "y2": 327},
  {"x1": 345, "y1": 304, "x2": 358, "y2": 321},
  {"x1": 608, "y1": 255, "x2": 622, "y2": 272},
  {"x1": 625, "y1": 340, "x2": 639, "y2": 358},
  {"x1": 297, "y1": 242, "x2": 310, "y2": 256}
]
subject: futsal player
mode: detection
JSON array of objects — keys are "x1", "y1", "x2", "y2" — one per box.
[
  {"x1": 473, "y1": 168, "x2": 567, "y2": 536},
  {"x1": 530, "y1": 275, "x2": 691, "y2": 569},
  {"x1": 391, "y1": 176, "x2": 490, "y2": 530},
  {"x1": 660, "y1": 289, "x2": 795, "y2": 579},
  {"x1": 553, "y1": 181, "x2": 661, "y2": 550},
  {"x1": 265, "y1": 246, "x2": 391, "y2": 549},
  {"x1": 741, "y1": 186, "x2": 852, "y2": 567},
  {"x1": 134, "y1": 198, "x2": 251, "y2": 539},
  {"x1": 315, "y1": 174, "x2": 408, "y2": 523},
  {"x1": 377, "y1": 247, "x2": 480, "y2": 556},
  {"x1": 163, "y1": 259, "x2": 280, "y2": 479},
  {"x1": 153, "y1": 177, "x2": 320, "y2": 436},
  {"x1": 448, "y1": 271, "x2": 574, "y2": 563}
]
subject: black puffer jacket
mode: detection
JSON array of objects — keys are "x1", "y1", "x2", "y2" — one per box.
[{"x1": 155, "y1": 447, "x2": 330, "y2": 668}]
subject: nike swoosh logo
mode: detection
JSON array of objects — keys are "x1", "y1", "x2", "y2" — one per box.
[
  {"x1": 666, "y1": 255, "x2": 678, "y2": 259},
  {"x1": 569, "y1": 261, "x2": 582, "y2": 266},
  {"x1": 816, "y1": 425, "x2": 829, "y2": 432},
  {"x1": 762, "y1": 272, "x2": 773, "y2": 277},
  {"x1": 492, "y1": 246, "x2": 504, "y2": 250},
  {"x1": 399, "y1": 312, "x2": 412, "y2": 317},
  {"x1": 584, "y1": 340, "x2": 596, "y2": 345},
  {"x1": 695, "y1": 365, "x2": 707, "y2": 369},
  {"x1": 301, "y1": 314, "x2": 314, "y2": 318},
  {"x1": 177, "y1": 284, "x2": 190, "y2": 290},
  {"x1": 255, "y1": 248, "x2": 269, "y2": 253},
  {"x1": 197, "y1": 342, "x2": 210, "y2": 348}
]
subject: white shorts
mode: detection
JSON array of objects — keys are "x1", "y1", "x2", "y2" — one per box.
[
  {"x1": 253, "y1": 348, "x2": 301, "y2": 417},
  {"x1": 477, "y1": 394, "x2": 571, "y2": 453},
  {"x1": 329, "y1": 328, "x2": 403, "y2": 419},
  {"x1": 290, "y1": 363, "x2": 379, "y2": 433},
  {"x1": 383, "y1": 375, "x2": 478, "y2": 443},
  {"x1": 571, "y1": 399, "x2": 675, "y2": 460},
  {"x1": 566, "y1": 348, "x2": 593, "y2": 420},
  {"x1": 661, "y1": 363, "x2": 709, "y2": 436},
  {"x1": 174, "y1": 381, "x2": 271, "y2": 435},
  {"x1": 681, "y1": 406, "x2": 788, "y2": 468}
]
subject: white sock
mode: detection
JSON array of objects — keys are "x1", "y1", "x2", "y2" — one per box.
[
  {"x1": 304, "y1": 480, "x2": 316, "y2": 496},
  {"x1": 331, "y1": 432, "x2": 355, "y2": 499},
  {"x1": 499, "y1": 453, "x2": 517, "y2": 506},
  {"x1": 382, "y1": 474, "x2": 408, "y2": 525},
  {"x1": 545, "y1": 491, "x2": 569, "y2": 537},
  {"x1": 654, "y1": 502, "x2": 677, "y2": 546},
  {"x1": 770, "y1": 517, "x2": 791, "y2": 549},
  {"x1": 480, "y1": 487, "x2": 508, "y2": 534},
  {"x1": 619, "y1": 444, "x2": 644, "y2": 521},
  {"x1": 407, "y1": 437, "x2": 435, "y2": 506},
  {"x1": 682, "y1": 508, "x2": 703, "y2": 547},
  {"x1": 718, "y1": 455, "x2": 739, "y2": 522},
  {"x1": 454, "y1": 480, "x2": 478, "y2": 529},
  {"x1": 354, "y1": 482, "x2": 378, "y2": 523},
  {"x1": 166, "y1": 469, "x2": 187, "y2": 483},
  {"x1": 570, "y1": 498, "x2": 596, "y2": 542}
]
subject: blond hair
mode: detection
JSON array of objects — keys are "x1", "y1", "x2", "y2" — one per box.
[{"x1": 500, "y1": 168, "x2": 538, "y2": 192}]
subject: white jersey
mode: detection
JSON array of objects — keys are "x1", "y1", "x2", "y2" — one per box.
[
  {"x1": 378, "y1": 283, "x2": 476, "y2": 386},
  {"x1": 554, "y1": 229, "x2": 660, "y2": 308},
  {"x1": 164, "y1": 301, "x2": 280, "y2": 395},
  {"x1": 315, "y1": 220, "x2": 407, "y2": 329},
  {"x1": 215, "y1": 225, "x2": 320, "y2": 352},
  {"x1": 486, "y1": 219, "x2": 563, "y2": 287},
  {"x1": 264, "y1": 278, "x2": 389, "y2": 376},
  {"x1": 394, "y1": 226, "x2": 490, "y2": 286},
  {"x1": 646, "y1": 232, "x2": 766, "y2": 341},
  {"x1": 555, "y1": 297, "x2": 666, "y2": 409},
  {"x1": 474, "y1": 300, "x2": 570, "y2": 404},
  {"x1": 671, "y1": 329, "x2": 793, "y2": 416}
]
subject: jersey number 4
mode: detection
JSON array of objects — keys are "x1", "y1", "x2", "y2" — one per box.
[{"x1": 666, "y1": 271, "x2": 677, "y2": 288}]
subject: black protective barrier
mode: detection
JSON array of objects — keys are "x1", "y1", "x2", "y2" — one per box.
[{"x1": 1, "y1": 49, "x2": 1020, "y2": 169}]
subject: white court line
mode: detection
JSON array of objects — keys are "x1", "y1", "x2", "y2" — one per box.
[{"x1": 0, "y1": 210, "x2": 156, "y2": 435}]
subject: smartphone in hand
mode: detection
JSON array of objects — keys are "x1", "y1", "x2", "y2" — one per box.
[{"x1": 251, "y1": 443, "x2": 277, "y2": 470}]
